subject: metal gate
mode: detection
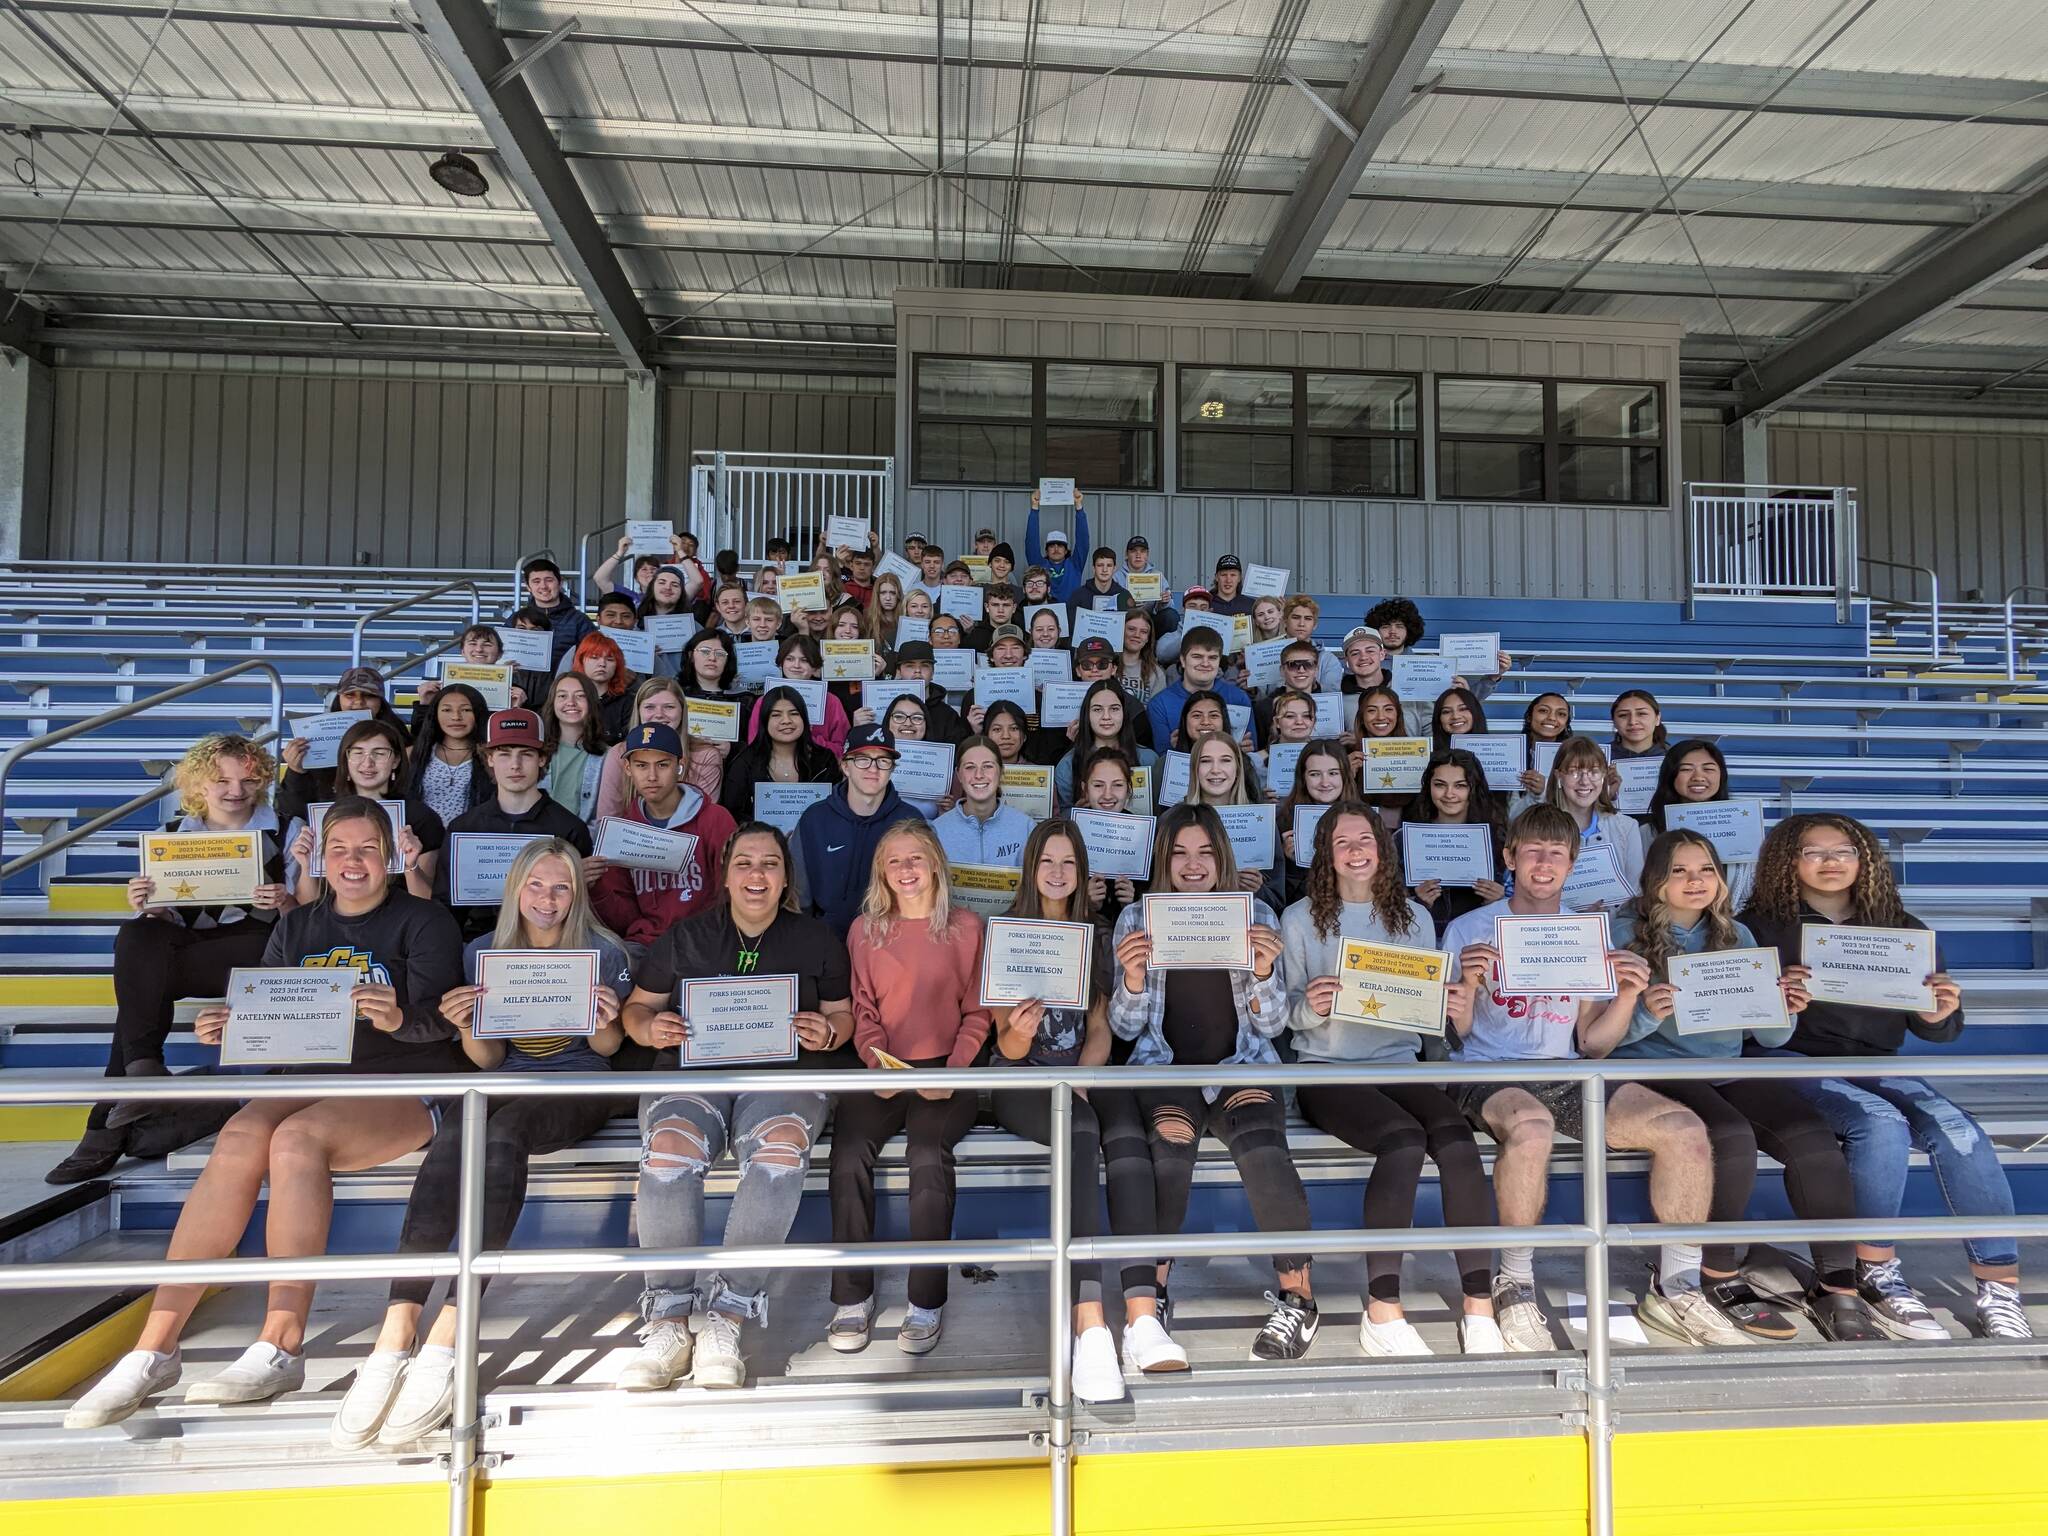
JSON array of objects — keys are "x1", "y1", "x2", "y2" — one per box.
[{"x1": 688, "y1": 451, "x2": 894, "y2": 565}]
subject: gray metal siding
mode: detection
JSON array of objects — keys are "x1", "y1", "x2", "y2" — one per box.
[{"x1": 660, "y1": 384, "x2": 893, "y2": 510}]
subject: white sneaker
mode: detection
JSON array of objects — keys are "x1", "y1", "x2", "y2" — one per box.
[
  {"x1": 377, "y1": 1349, "x2": 456, "y2": 1446},
  {"x1": 1358, "y1": 1314, "x2": 1433, "y2": 1357},
  {"x1": 1975, "y1": 1280, "x2": 2033, "y2": 1341},
  {"x1": 617, "y1": 1318, "x2": 693, "y2": 1390},
  {"x1": 1119, "y1": 1311, "x2": 1189, "y2": 1374},
  {"x1": 1458, "y1": 1314, "x2": 1506, "y2": 1355},
  {"x1": 1071, "y1": 1326, "x2": 1126, "y2": 1404},
  {"x1": 1638, "y1": 1283, "x2": 1750, "y2": 1348},
  {"x1": 898, "y1": 1304, "x2": 944, "y2": 1356},
  {"x1": 185, "y1": 1342, "x2": 305, "y2": 1406},
  {"x1": 691, "y1": 1312, "x2": 747, "y2": 1390},
  {"x1": 1491, "y1": 1276, "x2": 1555, "y2": 1354},
  {"x1": 64, "y1": 1349, "x2": 181, "y2": 1429},
  {"x1": 330, "y1": 1350, "x2": 409, "y2": 1450}
]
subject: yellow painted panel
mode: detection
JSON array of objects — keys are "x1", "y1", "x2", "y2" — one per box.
[
  {"x1": 7, "y1": 1485, "x2": 443, "y2": 1536},
  {"x1": 0, "y1": 1295, "x2": 150, "y2": 1403},
  {"x1": 0, "y1": 1106, "x2": 89, "y2": 1142},
  {"x1": 8, "y1": 976, "x2": 114, "y2": 1007},
  {"x1": 48, "y1": 885, "x2": 130, "y2": 915}
]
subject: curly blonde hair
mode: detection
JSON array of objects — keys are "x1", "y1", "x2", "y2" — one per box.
[{"x1": 175, "y1": 733, "x2": 276, "y2": 816}]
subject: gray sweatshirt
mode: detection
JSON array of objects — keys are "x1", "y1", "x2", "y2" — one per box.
[{"x1": 1280, "y1": 894, "x2": 1440, "y2": 1063}]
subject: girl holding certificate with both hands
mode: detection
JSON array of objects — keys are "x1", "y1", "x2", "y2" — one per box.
[
  {"x1": 1403, "y1": 748, "x2": 1506, "y2": 932},
  {"x1": 67, "y1": 799, "x2": 465, "y2": 1430},
  {"x1": 828, "y1": 821, "x2": 992, "y2": 1358},
  {"x1": 1280, "y1": 806, "x2": 1505, "y2": 1356},
  {"x1": 989, "y1": 820, "x2": 1184, "y2": 1401},
  {"x1": 1108, "y1": 804, "x2": 1320, "y2": 1363},
  {"x1": 1740, "y1": 815, "x2": 2032, "y2": 1342},
  {"x1": 331, "y1": 839, "x2": 634, "y2": 1451}
]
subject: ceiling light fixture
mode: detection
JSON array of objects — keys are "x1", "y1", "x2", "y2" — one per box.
[{"x1": 428, "y1": 151, "x2": 489, "y2": 198}]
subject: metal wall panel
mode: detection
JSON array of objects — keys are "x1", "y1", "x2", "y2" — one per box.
[{"x1": 659, "y1": 383, "x2": 893, "y2": 511}]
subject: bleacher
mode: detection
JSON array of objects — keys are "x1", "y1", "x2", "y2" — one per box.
[{"x1": 2, "y1": 559, "x2": 2046, "y2": 1513}]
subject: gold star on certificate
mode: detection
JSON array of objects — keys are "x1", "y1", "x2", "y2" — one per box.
[
  {"x1": 1377, "y1": 773, "x2": 1396, "y2": 788},
  {"x1": 171, "y1": 879, "x2": 199, "y2": 900},
  {"x1": 1749, "y1": 960, "x2": 1764, "y2": 971},
  {"x1": 1812, "y1": 934, "x2": 1829, "y2": 948},
  {"x1": 239, "y1": 982, "x2": 257, "y2": 997},
  {"x1": 1358, "y1": 994, "x2": 1385, "y2": 1017}
]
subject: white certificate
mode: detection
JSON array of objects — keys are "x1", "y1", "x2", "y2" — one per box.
[
  {"x1": 1613, "y1": 757, "x2": 1662, "y2": 816},
  {"x1": 778, "y1": 570, "x2": 827, "y2": 612},
  {"x1": 1038, "y1": 680, "x2": 1093, "y2": 729},
  {"x1": 1037, "y1": 476, "x2": 1077, "y2": 506},
  {"x1": 493, "y1": 626, "x2": 553, "y2": 672},
  {"x1": 1178, "y1": 610, "x2": 1234, "y2": 651},
  {"x1": 685, "y1": 697, "x2": 742, "y2": 744},
  {"x1": 1667, "y1": 799, "x2": 1765, "y2": 863},
  {"x1": 824, "y1": 513, "x2": 872, "y2": 551},
  {"x1": 1241, "y1": 563, "x2": 1289, "y2": 599},
  {"x1": 861, "y1": 679, "x2": 927, "y2": 717},
  {"x1": 593, "y1": 817, "x2": 697, "y2": 872},
  {"x1": 1292, "y1": 803, "x2": 1331, "y2": 868},
  {"x1": 1071, "y1": 607, "x2": 1123, "y2": 647},
  {"x1": 1800, "y1": 924, "x2": 1938, "y2": 1012},
  {"x1": 733, "y1": 639, "x2": 780, "y2": 687},
  {"x1": 937, "y1": 585, "x2": 984, "y2": 622},
  {"x1": 1215, "y1": 802, "x2": 1278, "y2": 871},
  {"x1": 1390, "y1": 653, "x2": 1456, "y2": 701},
  {"x1": 893, "y1": 615, "x2": 931, "y2": 646},
  {"x1": 1399, "y1": 823, "x2": 1492, "y2": 886},
  {"x1": 1226, "y1": 703, "x2": 1254, "y2": 741},
  {"x1": 1265, "y1": 741, "x2": 1304, "y2": 795},
  {"x1": 891, "y1": 739, "x2": 956, "y2": 801},
  {"x1": 681, "y1": 973, "x2": 799, "y2": 1065},
  {"x1": 1334, "y1": 941, "x2": 1452, "y2": 1035},
  {"x1": 1126, "y1": 571, "x2": 1163, "y2": 604},
  {"x1": 877, "y1": 550, "x2": 921, "y2": 585},
  {"x1": 1245, "y1": 637, "x2": 1291, "y2": 690},
  {"x1": 1311, "y1": 691, "x2": 1347, "y2": 737},
  {"x1": 962, "y1": 555, "x2": 992, "y2": 584},
  {"x1": 1025, "y1": 647, "x2": 1072, "y2": 690},
  {"x1": 440, "y1": 661, "x2": 512, "y2": 710},
  {"x1": 599, "y1": 623, "x2": 656, "y2": 674},
  {"x1": 980, "y1": 917, "x2": 1094, "y2": 1009},
  {"x1": 308, "y1": 799, "x2": 407, "y2": 877},
  {"x1": 949, "y1": 862, "x2": 1023, "y2": 918},
  {"x1": 1001, "y1": 765, "x2": 1055, "y2": 821},
  {"x1": 1128, "y1": 765, "x2": 1154, "y2": 817},
  {"x1": 776, "y1": 676, "x2": 829, "y2": 726},
  {"x1": 1495, "y1": 912, "x2": 1615, "y2": 998},
  {"x1": 1143, "y1": 892, "x2": 1254, "y2": 970},
  {"x1": 1158, "y1": 750, "x2": 1191, "y2": 805},
  {"x1": 931, "y1": 649, "x2": 976, "y2": 692},
  {"x1": 219, "y1": 968, "x2": 357, "y2": 1066},
  {"x1": 1670, "y1": 948, "x2": 1787, "y2": 1036},
  {"x1": 473, "y1": 948, "x2": 601, "y2": 1039},
  {"x1": 1450, "y1": 731, "x2": 1526, "y2": 792},
  {"x1": 1072, "y1": 810, "x2": 1154, "y2": 880},
  {"x1": 974, "y1": 666, "x2": 1036, "y2": 711},
  {"x1": 626, "y1": 518, "x2": 674, "y2": 556},
  {"x1": 1363, "y1": 737, "x2": 1431, "y2": 794},
  {"x1": 1024, "y1": 603, "x2": 1068, "y2": 638},
  {"x1": 821, "y1": 639, "x2": 877, "y2": 681},
  {"x1": 1439, "y1": 633, "x2": 1501, "y2": 676},
  {"x1": 1532, "y1": 739, "x2": 1563, "y2": 781},
  {"x1": 648, "y1": 613, "x2": 698, "y2": 652},
  {"x1": 1562, "y1": 843, "x2": 1637, "y2": 909},
  {"x1": 448, "y1": 832, "x2": 548, "y2": 905},
  {"x1": 291, "y1": 709, "x2": 371, "y2": 770},
  {"x1": 141, "y1": 829, "x2": 264, "y2": 906},
  {"x1": 753, "y1": 781, "x2": 831, "y2": 832}
]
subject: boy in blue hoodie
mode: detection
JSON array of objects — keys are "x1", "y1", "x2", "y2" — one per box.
[
  {"x1": 1025, "y1": 487, "x2": 1091, "y2": 604},
  {"x1": 790, "y1": 724, "x2": 926, "y2": 935}
]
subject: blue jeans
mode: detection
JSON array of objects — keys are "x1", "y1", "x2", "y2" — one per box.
[{"x1": 1794, "y1": 1073, "x2": 2018, "y2": 1268}]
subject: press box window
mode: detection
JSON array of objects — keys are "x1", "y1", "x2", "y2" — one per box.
[
  {"x1": 912, "y1": 356, "x2": 1159, "y2": 488},
  {"x1": 1178, "y1": 368, "x2": 1419, "y2": 496},
  {"x1": 1436, "y1": 377, "x2": 1664, "y2": 505}
]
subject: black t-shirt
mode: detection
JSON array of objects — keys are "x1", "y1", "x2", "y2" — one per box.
[
  {"x1": 258, "y1": 891, "x2": 464, "y2": 1074},
  {"x1": 633, "y1": 905, "x2": 856, "y2": 1069},
  {"x1": 1162, "y1": 968, "x2": 1238, "y2": 1065}
]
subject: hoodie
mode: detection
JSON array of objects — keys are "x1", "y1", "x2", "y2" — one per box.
[
  {"x1": 790, "y1": 783, "x2": 927, "y2": 937},
  {"x1": 590, "y1": 786, "x2": 737, "y2": 947},
  {"x1": 1025, "y1": 503, "x2": 1092, "y2": 604},
  {"x1": 509, "y1": 593, "x2": 595, "y2": 668}
]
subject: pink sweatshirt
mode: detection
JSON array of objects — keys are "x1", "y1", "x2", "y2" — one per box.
[{"x1": 849, "y1": 908, "x2": 991, "y2": 1069}]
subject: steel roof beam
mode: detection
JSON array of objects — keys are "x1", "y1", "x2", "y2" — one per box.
[
  {"x1": 1247, "y1": 0, "x2": 1465, "y2": 300},
  {"x1": 406, "y1": 0, "x2": 653, "y2": 373},
  {"x1": 1729, "y1": 176, "x2": 2048, "y2": 420}
]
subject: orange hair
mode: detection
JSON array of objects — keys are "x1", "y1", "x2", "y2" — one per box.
[{"x1": 572, "y1": 631, "x2": 629, "y2": 698}]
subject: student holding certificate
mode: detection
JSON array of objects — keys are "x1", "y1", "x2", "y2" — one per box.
[
  {"x1": 283, "y1": 719, "x2": 442, "y2": 908},
  {"x1": 934, "y1": 737, "x2": 1034, "y2": 866},
  {"x1": 745, "y1": 636, "x2": 852, "y2": 756},
  {"x1": 828, "y1": 821, "x2": 992, "y2": 1358},
  {"x1": 570, "y1": 628, "x2": 638, "y2": 744},
  {"x1": 717, "y1": 684, "x2": 842, "y2": 825},
  {"x1": 1440, "y1": 804, "x2": 1724, "y2": 1354},
  {"x1": 1608, "y1": 831, "x2": 1880, "y2": 1344},
  {"x1": 1184, "y1": 731, "x2": 1283, "y2": 911},
  {"x1": 48, "y1": 735, "x2": 294, "y2": 1186},
  {"x1": 1645, "y1": 739, "x2": 1756, "y2": 908},
  {"x1": 405, "y1": 684, "x2": 493, "y2": 829},
  {"x1": 1401, "y1": 748, "x2": 1506, "y2": 931},
  {"x1": 1514, "y1": 693, "x2": 1575, "y2": 802},
  {"x1": 592, "y1": 679, "x2": 727, "y2": 826},
  {"x1": 615, "y1": 823, "x2": 856, "y2": 1392},
  {"x1": 332, "y1": 839, "x2": 633, "y2": 1449},
  {"x1": 1107, "y1": 805, "x2": 1319, "y2": 1363},
  {"x1": 1741, "y1": 815, "x2": 2031, "y2": 1342},
  {"x1": 1073, "y1": 747, "x2": 1144, "y2": 921},
  {"x1": 1427, "y1": 686, "x2": 1490, "y2": 753},
  {"x1": 68, "y1": 800, "x2": 464, "y2": 1430},
  {"x1": 590, "y1": 723, "x2": 736, "y2": 947},
  {"x1": 1541, "y1": 736, "x2": 1646, "y2": 896},
  {"x1": 988, "y1": 821, "x2": 1183, "y2": 1399},
  {"x1": 276, "y1": 665, "x2": 409, "y2": 826},
  {"x1": 1054, "y1": 679, "x2": 1157, "y2": 810},
  {"x1": 1280, "y1": 806, "x2": 1505, "y2": 1357},
  {"x1": 1607, "y1": 688, "x2": 1668, "y2": 766},
  {"x1": 433, "y1": 710, "x2": 593, "y2": 941}
]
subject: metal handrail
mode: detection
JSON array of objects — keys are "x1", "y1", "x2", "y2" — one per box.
[
  {"x1": 8, "y1": 1054, "x2": 2048, "y2": 1536},
  {"x1": 347, "y1": 580, "x2": 482, "y2": 671},
  {"x1": 1, "y1": 559, "x2": 504, "y2": 581},
  {"x1": 0, "y1": 659, "x2": 284, "y2": 879},
  {"x1": 1859, "y1": 557, "x2": 1942, "y2": 659},
  {"x1": 577, "y1": 517, "x2": 632, "y2": 600},
  {"x1": 2005, "y1": 586, "x2": 2048, "y2": 682}
]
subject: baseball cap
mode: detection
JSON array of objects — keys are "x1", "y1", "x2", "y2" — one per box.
[
  {"x1": 623, "y1": 722, "x2": 683, "y2": 758},
  {"x1": 1215, "y1": 554, "x2": 1243, "y2": 572},
  {"x1": 1342, "y1": 625, "x2": 1385, "y2": 649},
  {"x1": 485, "y1": 709, "x2": 545, "y2": 749},
  {"x1": 989, "y1": 623, "x2": 1026, "y2": 646},
  {"x1": 894, "y1": 640, "x2": 936, "y2": 666},
  {"x1": 1125, "y1": 534, "x2": 1148, "y2": 551},
  {"x1": 843, "y1": 723, "x2": 898, "y2": 759},
  {"x1": 1074, "y1": 637, "x2": 1115, "y2": 664},
  {"x1": 1044, "y1": 529, "x2": 1070, "y2": 547},
  {"x1": 334, "y1": 666, "x2": 383, "y2": 697},
  {"x1": 975, "y1": 527, "x2": 996, "y2": 541},
  {"x1": 1181, "y1": 585, "x2": 1211, "y2": 604}
]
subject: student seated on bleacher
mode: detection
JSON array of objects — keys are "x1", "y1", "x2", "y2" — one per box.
[
  {"x1": 64, "y1": 799, "x2": 464, "y2": 1429},
  {"x1": 514, "y1": 557, "x2": 593, "y2": 669},
  {"x1": 47, "y1": 734, "x2": 292, "y2": 1186},
  {"x1": 331, "y1": 838, "x2": 635, "y2": 1451},
  {"x1": 407, "y1": 683, "x2": 493, "y2": 829},
  {"x1": 1539, "y1": 736, "x2": 1646, "y2": 896},
  {"x1": 277, "y1": 667, "x2": 410, "y2": 826},
  {"x1": 1442, "y1": 804, "x2": 1736, "y2": 1352},
  {"x1": 412, "y1": 625, "x2": 522, "y2": 718},
  {"x1": 1741, "y1": 815, "x2": 2034, "y2": 1342},
  {"x1": 282, "y1": 719, "x2": 440, "y2": 906},
  {"x1": 431, "y1": 710, "x2": 592, "y2": 943},
  {"x1": 588, "y1": 723, "x2": 735, "y2": 949}
]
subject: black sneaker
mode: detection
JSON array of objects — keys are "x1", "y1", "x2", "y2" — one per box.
[
  {"x1": 1705, "y1": 1278, "x2": 1798, "y2": 1341},
  {"x1": 1250, "y1": 1289, "x2": 1319, "y2": 1362},
  {"x1": 1855, "y1": 1258, "x2": 1950, "y2": 1341},
  {"x1": 46, "y1": 1127, "x2": 125, "y2": 1185},
  {"x1": 1807, "y1": 1289, "x2": 1885, "y2": 1343}
]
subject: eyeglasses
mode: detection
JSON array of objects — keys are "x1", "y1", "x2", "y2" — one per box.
[
  {"x1": 1564, "y1": 767, "x2": 1605, "y2": 781},
  {"x1": 1798, "y1": 846, "x2": 1859, "y2": 864}
]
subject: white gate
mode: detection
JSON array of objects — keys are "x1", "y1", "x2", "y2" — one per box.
[
  {"x1": 1687, "y1": 482, "x2": 1857, "y2": 602},
  {"x1": 689, "y1": 451, "x2": 894, "y2": 566}
]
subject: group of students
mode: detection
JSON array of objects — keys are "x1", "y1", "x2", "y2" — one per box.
[{"x1": 55, "y1": 518, "x2": 2033, "y2": 1442}]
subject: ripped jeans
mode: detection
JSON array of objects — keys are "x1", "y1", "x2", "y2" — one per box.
[
  {"x1": 636, "y1": 1088, "x2": 829, "y2": 1324},
  {"x1": 1794, "y1": 1074, "x2": 2019, "y2": 1268}
]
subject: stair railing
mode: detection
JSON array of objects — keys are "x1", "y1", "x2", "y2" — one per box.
[{"x1": 347, "y1": 580, "x2": 483, "y2": 672}]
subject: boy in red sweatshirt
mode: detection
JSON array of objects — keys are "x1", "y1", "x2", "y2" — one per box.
[{"x1": 591, "y1": 723, "x2": 735, "y2": 947}]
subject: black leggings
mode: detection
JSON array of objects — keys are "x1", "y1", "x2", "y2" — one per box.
[
  {"x1": 94, "y1": 918, "x2": 272, "y2": 1131},
  {"x1": 1296, "y1": 1081, "x2": 1496, "y2": 1302},
  {"x1": 389, "y1": 1095, "x2": 621, "y2": 1308},
  {"x1": 1140, "y1": 1085, "x2": 1312, "y2": 1275},
  {"x1": 828, "y1": 1084, "x2": 980, "y2": 1310},
  {"x1": 993, "y1": 1087, "x2": 1154, "y2": 1304},
  {"x1": 1651, "y1": 1078, "x2": 1857, "y2": 1284}
]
